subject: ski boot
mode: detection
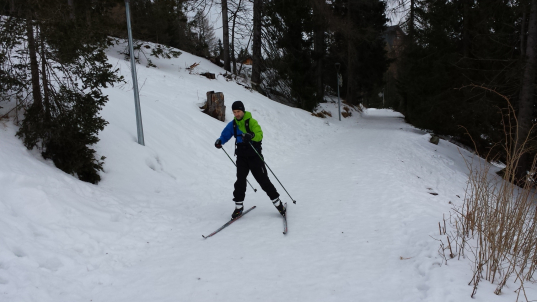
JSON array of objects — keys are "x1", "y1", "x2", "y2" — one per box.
[
  {"x1": 272, "y1": 197, "x2": 286, "y2": 216},
  {"x1": 232, "y1": 201, "x2": 244, "y2": 219}
]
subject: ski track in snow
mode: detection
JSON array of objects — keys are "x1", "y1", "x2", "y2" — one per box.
[{"x1": 0, "y1": 42, "x2": 531, "y2": 302}]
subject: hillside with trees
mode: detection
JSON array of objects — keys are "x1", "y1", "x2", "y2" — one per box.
[{"x1": 2, "y1": 0, "x2": 537, "y2": 183}]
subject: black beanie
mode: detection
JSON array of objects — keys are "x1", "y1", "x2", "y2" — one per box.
[{"x1": 232, "y1": 101, "x2": 245, "y2": 112}]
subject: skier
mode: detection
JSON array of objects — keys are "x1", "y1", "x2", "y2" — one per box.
[{"x1": 215, "y1": 101, "x2": 285, "y2": 219}]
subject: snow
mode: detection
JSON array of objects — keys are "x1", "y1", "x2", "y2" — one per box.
[{"x1": 0, "y1": 42, "x2": 534, "y2": 302}]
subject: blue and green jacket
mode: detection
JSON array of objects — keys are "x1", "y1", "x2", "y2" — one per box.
[{"x1": 219, "y1": 111, "x2": 263, "y2": 156}]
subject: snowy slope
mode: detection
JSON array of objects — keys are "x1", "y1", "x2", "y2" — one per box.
[{"x1": 0, "y1": 42, "x2": 533, "y2": 302}]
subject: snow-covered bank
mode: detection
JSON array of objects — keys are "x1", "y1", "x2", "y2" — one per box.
[{"x1": 0, "y1": 43, "x2": 532, "y2": 301}]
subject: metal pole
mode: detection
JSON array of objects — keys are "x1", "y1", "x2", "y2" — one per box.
[
  {"x1": 337, "y1": 78, "x2": 341, "y2": 121},
  {"x1": 125, "y1": 0, "x2": 145, "y2": 146},
  {"x1": 336, "y1": 63, "x2": 341, "y2": 121}
]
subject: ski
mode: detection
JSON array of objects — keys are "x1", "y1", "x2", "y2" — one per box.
[
  {"x1": 202, "y1": 206, "x2": 256, "y2": 239},
  {"x1": 282, "y1": 203, "x2": 288, "y2": 234}
]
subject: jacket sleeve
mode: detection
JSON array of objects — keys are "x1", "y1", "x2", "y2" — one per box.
[
  {"x1": 249, "y1": 118, "x2": 263, "y2": 142},
  {"x1": 219, "y1": 121, "x2": 235, "y2": 145}
]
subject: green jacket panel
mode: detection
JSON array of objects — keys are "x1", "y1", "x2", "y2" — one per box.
[{"x1": 235, "y1": 111, "x2": 263, "y2": 142}]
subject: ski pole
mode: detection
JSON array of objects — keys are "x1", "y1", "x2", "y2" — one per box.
[
  {"x1": 249, "y1": 142, "x2": 297, "y2": 204},
  {"x1": 221, "y1": 148, "x2": 257, "y2": 192}
]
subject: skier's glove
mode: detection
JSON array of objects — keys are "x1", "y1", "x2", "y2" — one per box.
[
  {"x1": 215, "y1": 138, "x2": 222, "y2": 149},
  {"x1": 242, "y1": 133, "x2": 254, "y2": 143}
]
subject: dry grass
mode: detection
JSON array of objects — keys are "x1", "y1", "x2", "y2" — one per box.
[
  {"x1": 312, "y1": 110, "x2": 332, "y2": 118},
  {"x1": 341, "y1": 106, "x2": 352, "y2": 118},
  {"x1": 186, "y1": 62, "x2": 200, "y2": 74},
  {"x1": 439, "y1": 94, "x2": 537, "y2": 301},
  {"x1": 341, "y1": 101, "x2": 362, "y2": 113}
]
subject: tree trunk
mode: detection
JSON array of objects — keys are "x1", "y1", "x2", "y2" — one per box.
[
  {"x1": 521, "y1": 9, "x2": 528, "y2": 57},
  {"x1": 463, "y1": 0, "x2": 470, "y2": 57},
  {"x1": 67, "y1": 0, "x2": 75, "y2": 20},
  {"x1": 205, "y1": 91, "x2": 226, "y2": 122},
  {"x1": 10, "y1": 0, "x2": 15, "y2": 14},
  {"x1": 251, "y1": 0, "x2": 262, "y2": 91},
  {"x1": 222, "y1": 0, "x2": 231, "y2": 72},
  {"x1": 40, "y1": 32, "x2": 50, "y2": 114},
  {"x1": 86, "y1": 0, "x2": 94, "y2": 26},
  {"x1": 409, "y1": 0, "x2": 415, "y2": 42},
  {"x1": 231, "y1": 0, "x2": 242, "y2": 75},
  {"x1": 516, "y1": 0, "x2": 537, "y2": 181},
  {"x1": 346, "y1": 0, "x2": 354, "y2": 104},
  {"x1": 39, "y1": 30, "x2": 50, "y2": 125},
  {"x1": 346, "y1": 57, "x2": 354, "y2": 106},
  {"x1": 313, "y1": 0, "x2": 324, "y2": 102},
  {"x1": 26, "y1": 11, "x2": 43, "y2": 110},
  {"x1": 231, "y1": 24, "x2": 236, "y2": 74}
]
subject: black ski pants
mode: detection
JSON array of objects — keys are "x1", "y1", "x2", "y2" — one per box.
[{"x1": 233, "y1": 154, "x2": 279, "y2": 202}]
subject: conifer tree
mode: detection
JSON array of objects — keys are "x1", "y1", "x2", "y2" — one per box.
[
  {"x1": 2, "y1": 0, "x2": 121, "y2": 184},
  {"x1": 340, "y1": 0, "x2": 388, "y2": 104},
  {"x1": 263, "y1": 0, "x2": 388, "y2": 110},
  {"x1": 124, "y1": 0, "x2": 194, "y2": 53},
  {"x1": 396, "y1": 0, "x2": 529, "y2": 157},
  {"x1": 264, "y1": 0, "x2": 318, "y2": 110},
  {"x1": 190, "y1": 9, "x2": 216, "y2": 57}
]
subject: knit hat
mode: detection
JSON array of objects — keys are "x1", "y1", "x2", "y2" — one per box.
[{"x1": 232, "y1": 101, "x2": 245, "y2": 112}]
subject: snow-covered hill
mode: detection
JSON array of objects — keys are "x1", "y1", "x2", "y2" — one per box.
[{"x1": 0, "y1": 43, "x2": 529, "y2": 302}]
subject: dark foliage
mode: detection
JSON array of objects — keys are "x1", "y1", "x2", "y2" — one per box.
[
  {"x1": 263, "y1": 0, "x2": 318, "y2": 110},
  {"x1": 126, "y1": 0, "x2": 196, "y2": 54},
  {"x1": 397, "y1": 0, "x2": 527, "y2": 157},
  {"x1": 2, "y1": 0, "x2": 121, "y2": 184},
  {"x1": 263, "y1": 0, "x2": 389, "y2": 111}
]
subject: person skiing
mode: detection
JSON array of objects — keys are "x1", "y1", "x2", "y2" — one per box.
[{"x1": 214, "y1": 101, "x2": 285, "y2": 219}]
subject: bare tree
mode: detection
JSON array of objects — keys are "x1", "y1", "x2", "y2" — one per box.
[
  {"x1": 225, "y1": 0, "x2": 252, "y2": 76},
  {"x1": 230, "y1": 0, "x2": 242, "y2": 74},
  {"x1": 188, "y1": 0, "x2": 250, "y2": 73}
]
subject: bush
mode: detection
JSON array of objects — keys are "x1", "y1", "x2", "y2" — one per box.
[{"x1": 439, "y1": 101, "x2": 537, "y2": 300}]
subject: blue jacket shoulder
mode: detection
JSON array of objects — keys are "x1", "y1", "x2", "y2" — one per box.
[{"x1": 219, "y1": 121, "x2": 244, "y2": 144}]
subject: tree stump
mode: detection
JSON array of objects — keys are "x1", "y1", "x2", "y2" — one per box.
[
  {"x1": 430, "y1": 134, "x2": 440, "y2": 145},
  {"x1": 201, "y1": 72, "x2": 216, "y2": 79},
  {"x1": 205, "y1": 91, "x2": 226, "y2": 121}
]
